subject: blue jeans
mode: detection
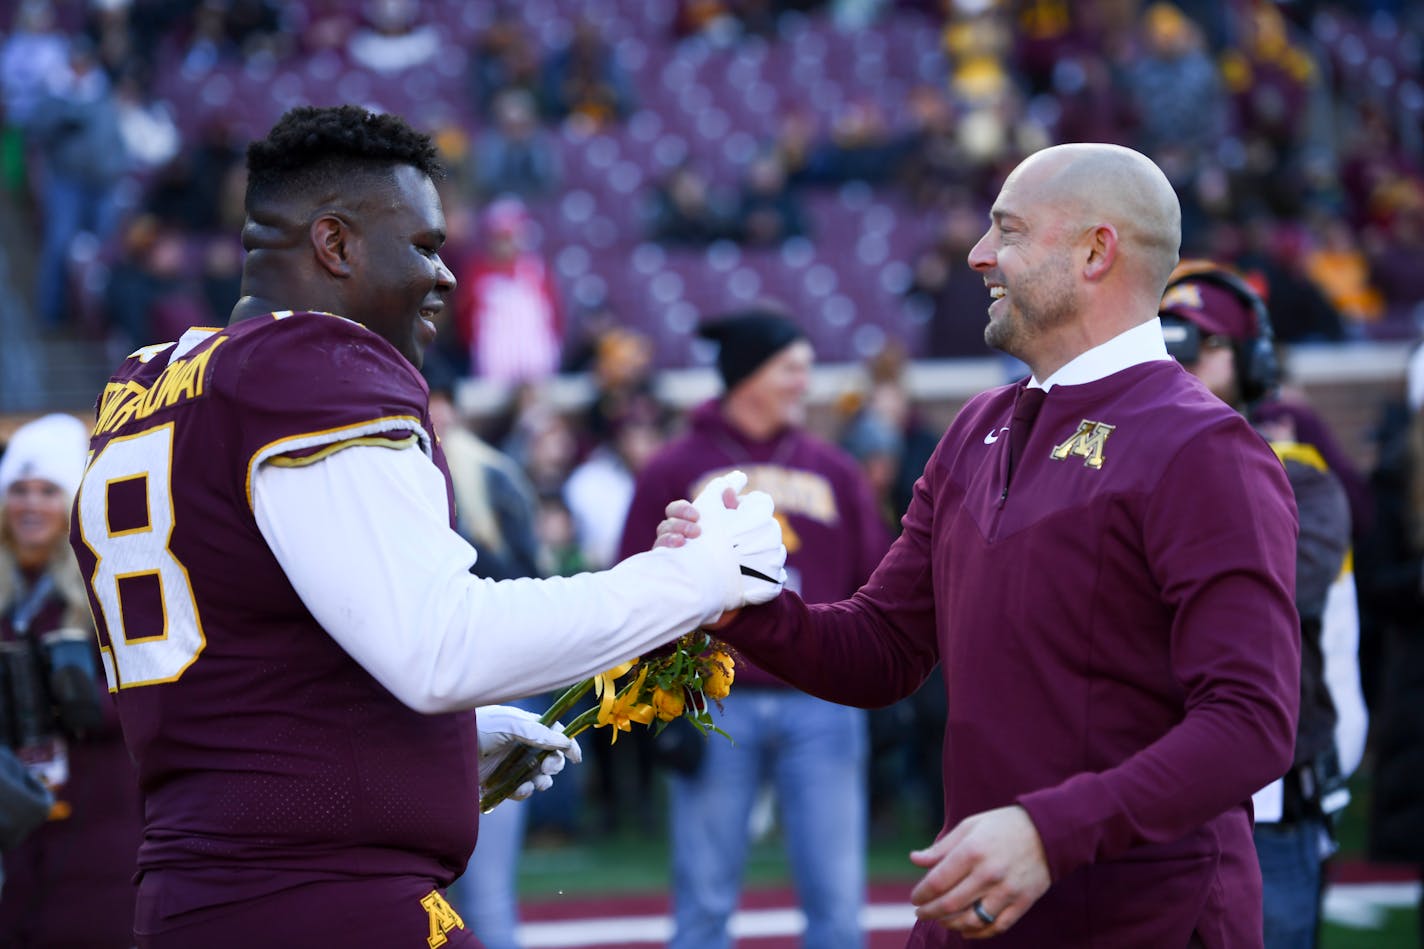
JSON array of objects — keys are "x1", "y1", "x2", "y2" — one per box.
[
  {"x1": 38, "y1": 174, "x2": 119, "y2": 327},
  {"x1": 451, "y1": 696, "x2": 544, "y2": 949},
  {"x1": 669, "y1": 689, "x2": 867, "y2": 949},
  {"x1": 1254, "y1": 819, "x2": 1326, "y2": 949},
  {"x1": 454, "y1": 797, "x2": 527, "y2": 949}
]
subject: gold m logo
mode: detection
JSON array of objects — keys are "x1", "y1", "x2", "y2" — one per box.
[
  {"x1": 1050, "y1": 420, "x2": 1116, "y2": 470},
  {"x1": 420, "y1": 890, "x2": 466, "y2": 948}
]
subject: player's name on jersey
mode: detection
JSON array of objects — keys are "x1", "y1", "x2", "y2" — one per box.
[{"x1": 94, "y1": 337, "x2": 227, "y2": 437}]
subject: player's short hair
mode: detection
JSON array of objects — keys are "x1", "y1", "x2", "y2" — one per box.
[{"x1": 245, "y1": 105, "x2": 443, "y2": 210}]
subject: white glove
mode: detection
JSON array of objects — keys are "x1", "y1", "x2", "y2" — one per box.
[
  {"x1": 476, "y1": 705, "x2": 583, "y2": 801},
  {"x1": 690, "y1": 470, "x2": 787, "y2": 611}
]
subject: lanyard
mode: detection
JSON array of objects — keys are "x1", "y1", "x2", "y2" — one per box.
[{"x1": 7, "y1": 569, "x2": 57, "y2": 638}]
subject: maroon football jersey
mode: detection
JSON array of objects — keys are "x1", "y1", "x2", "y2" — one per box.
[{"x1": 69, "y1": 312, "x2": 479, "y2": 916}]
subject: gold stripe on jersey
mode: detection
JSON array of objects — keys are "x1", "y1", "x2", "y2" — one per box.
[
  {"x1": 1270, "y1": 440, "x2": 1329, "y2": 473},
  {"x1": 94, "y1": 337, "x2": 228, "y2": 437},
  {"x1": 245, "y1": 416, "x2": 430, "y2": 511},
  {"x1": 1272, "y1": 440, "x2": 1354, "y2": 580},
  {"x1": 127, "y1": 342, "x2": 176, "y2": 363},
  {"x1": 267, "y1": 434, "x2": 421, "y2": 470}
]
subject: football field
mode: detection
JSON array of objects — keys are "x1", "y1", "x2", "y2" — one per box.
[
  {"x1": 510, "y1": 774, "x2": 1420, "y2": 948},
  {"x1": 514, "y1": 859, "x2": 1419, "y2": 948}
]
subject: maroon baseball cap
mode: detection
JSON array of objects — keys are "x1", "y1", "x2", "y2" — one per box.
[{"x1": 1159, "y1": 268, "x2": 1261, "y2": 343}]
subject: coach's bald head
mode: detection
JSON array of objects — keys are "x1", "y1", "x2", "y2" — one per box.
[
  {"x1": 1021, "y1": 143, "x2": 1181, "y2": 293},
  {"x1": 968, "y1": 143, "x2": 1181, "y2": 378}
]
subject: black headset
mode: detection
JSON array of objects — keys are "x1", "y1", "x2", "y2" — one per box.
[{"x1": 1161, "y1": 266, "x2": 1280, "y2": 405}]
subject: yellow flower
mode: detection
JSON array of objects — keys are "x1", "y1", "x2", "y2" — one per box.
[
  {"x1": 594, "y1": 658, "x2": 639, "y2": 724},
  {"x1": 703, "y1": 652, "x2": 734, "y2": 700},
  {"x1": 651, "y1": 687, "x2": 685, "y2": 722},
  {"x1": 596, "y1": 667, "x2": 655, "y2": 743}
]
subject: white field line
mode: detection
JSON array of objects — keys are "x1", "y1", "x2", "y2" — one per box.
[
  {"x1": 1322, "y1": 881, "x2": 1422, "y2": 930},
  {"x1": 518, "y1": 882, "x2": 1422, "y2": 947},
  {"x1": 520, "y1": 902, "x2": 915, "y2": 947}
]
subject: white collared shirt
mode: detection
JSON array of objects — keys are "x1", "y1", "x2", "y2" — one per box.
[{"x1": 1030, "y1": 318, "x2": 1172, "y2": 391}]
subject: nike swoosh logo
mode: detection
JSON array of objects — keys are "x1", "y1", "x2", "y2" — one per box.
[{"x1": 984, "y1": 427, "x2": 1009, "y2": 445}]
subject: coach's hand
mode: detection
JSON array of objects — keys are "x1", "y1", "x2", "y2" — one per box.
[
  {"x1": 908, "y1": 805, "x2": 1051, "y2": 938},
  {"x1": 476, "y1": 706, "x2": 583, "y2": 800}
]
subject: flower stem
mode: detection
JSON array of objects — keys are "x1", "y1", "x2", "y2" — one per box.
[
  {"x1": 479, "y1": 695, "x2": 601, "y2": 814},
  {"x1": 538, "y1": 678, "x2": 594, "y2": 728}
]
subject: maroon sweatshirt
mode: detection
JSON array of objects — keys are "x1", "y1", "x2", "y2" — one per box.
[
  {"x1": 720, "y1": 361, "x2": 1300, "y2": 947},
  {"x1": 619, "y1": 399, "x2": 890, "y2": 687}
]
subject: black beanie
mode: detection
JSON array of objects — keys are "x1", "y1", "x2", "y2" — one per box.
[{"x1": 697, "y1": 310, "x2": 807, "y2": 393}]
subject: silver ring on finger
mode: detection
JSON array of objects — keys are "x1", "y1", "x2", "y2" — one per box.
[{"x1": 972, "y1": 899, "x2": 996, "y2": 926}]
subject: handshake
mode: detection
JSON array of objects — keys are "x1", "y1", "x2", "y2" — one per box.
[
  {"x1": 475, "y1": 470, "x2": 786, "y2": 808},
  {"x1": 657, "y1": 470, "x2": 788, "y2": 619}
]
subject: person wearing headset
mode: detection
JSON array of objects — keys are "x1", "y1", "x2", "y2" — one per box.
[{"x1": 1161, "y1": 261, "x2": 1367, "y2": 949}]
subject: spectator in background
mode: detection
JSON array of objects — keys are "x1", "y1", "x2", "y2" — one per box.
[
  {"x1": 578, "y1": 326, "x2": 660, "y2": 446},
  {"x1": 1125, "y1": 2, "x2": 1226, "y2": 246},
  {"x1": 0, "y1": 0, "x2": 68, "y2": 195},
  {"x1": 427, "y1": 372, "x2": 542, "y2": 584},
  {"x1": 649, "y1": 161, "x2": 731, "y2": 246},
  {"x1": 910, "y1": 202, "x2": 995, "y2": 358},
  {"x1": 176, "y1": 0, "x2": 285, "y2": 74},
  {"x1": 1361, "y1": 343, "x2": 1424, "y2": 945},
  {"x1": 565, "y1": 403, "x2": 669, "y2": 573},
  {"x1": 839, "y1": 344, "x2": 939, "y2": 528},
  {"x1": 897, "y1": 85, "x2": 971, "y2": 210},
  {"x1": 621, "y1": 310, "x2": 890, "y2": 949},
  {"x1": 29, "y1": 35, "x2": 128, "y2": 330},
  {"x1": 348, "y1": 0, "x2": 441, "y2": 74},
  {"x1": 506, "y1": 402, "x2": 582, "y2": 500},
  {"x1": 539, "y1": 19, "x2": 633, "y2": 128},
  {"x1": 674, "y1": 0, "x2": 779, "y2": 42},
  {"x1": 0, "y1": 414, "x2": 142, "y2": 947},
  {"x1": 1368, "y1": 198, "x2": 1424, "y2": 328},
  {"x1": 0, "y1": 1, "x2": 68, "y2": 129},
  {"x1": 1218, "y1": 4, "x2": 1321, "y2": 218},
  {"x1": 144, "y1": 117, "x2": 246, "y2": 234},
  {"x1": 1161, "y1": 262, "x2": 1365, "y2": 949},
  {"x1": 1007, "y1": 0, "x2": 1075, "y2": 96},
  {"x1": 794, "y1": 99, "x2": 912, "y2": 186},
  {"x1": 732, "y1": 150, "x2": 805, "y2": 247},
  {"x1": 838, "y1": 403, "x2": 903, "y2": 532},
  {"x1": 472, "y1": 88, "x2": 561, "y2": 202},
  {"x1": 1127, "y1": 3, "x2": 1224, "y2": 161},
  {"x1": 102, "y1": 216, "x2": 211, "y2": 348},
  {"x1": 535, "y1": 493, "x2": 586, "y2": 580},
  {"x1": 0, "y1": 747, "x2": 51, "y2": 899},
  {"x1": 454, "y1": 198, "x2": 564, "y2": 385},
  {"x1": 112, "y1": 66, "x2": 180, "y2": 173},
  {"x1": 1303, "y1": 217, "x2": 1385, "y2": 327},
  {"x1": 1235, "y1": 218, "x2": 1348, "y2": 343},
  {"x1": 469, "y1": 11, "x2": 541, "y2": 118}
]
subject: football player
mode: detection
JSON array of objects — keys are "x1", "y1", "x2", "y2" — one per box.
[{"x1": 69, "y1": 105, "x2": 786, "y2": 948}]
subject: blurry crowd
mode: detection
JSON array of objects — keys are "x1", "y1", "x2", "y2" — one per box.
[
  {"x1": 1, "y1": 0, "x2": 1424, "y2": 944},
  {"x1": 0, "y1": 0, "x2": 1419, "y2": 364}
]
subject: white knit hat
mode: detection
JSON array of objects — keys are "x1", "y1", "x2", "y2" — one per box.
[{"x1": 0, "y1": 414, "x2": 91, "y2": 503}]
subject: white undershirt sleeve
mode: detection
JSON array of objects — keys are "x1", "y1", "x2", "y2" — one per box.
[
  {"x1": 252, "y1": 443, "x2": 737, "y2": 713},
  {"x1": 1321, "y1": 571, "x2": 1367, "y2": 778}
]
